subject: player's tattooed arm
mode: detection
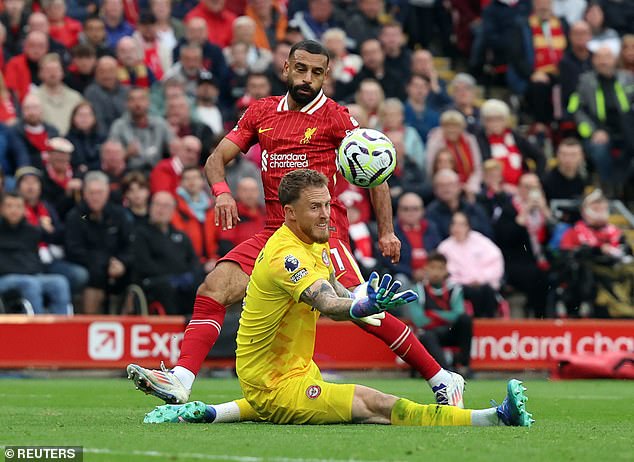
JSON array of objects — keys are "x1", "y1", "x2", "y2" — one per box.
[
  {"x1": 328, "y1": 271, "x2": 352, "y2": 299},
  {"x1": 299, "y1": 279, "x2": 354, "y2": 321}
]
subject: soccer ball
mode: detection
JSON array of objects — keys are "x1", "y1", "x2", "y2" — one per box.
[{"x1": 336, "y1": 128, "x2": 397, "y2": 188}]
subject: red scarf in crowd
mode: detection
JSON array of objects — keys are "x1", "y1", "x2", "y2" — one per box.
[
  {"x1": 117, "y1": 63, "x2": 151, "y2": 88},
  {"x1": 46, "y1": 164, "x2": 73, "y2": 190},
  {"x1": 143, "y1": 42, "x2": 164, "y2": 80},
  {"x1": 572, "y1": 220, "x2": 622, "y2": 248},
  {"x1": 445, "y1": 134, "x2": 475, "y2": 184},
  {"x1": 487, "y1": 129, "x2": 523, "y2": 185},
  {"x1": 24, "y1": 202, "x2": 51, "y2": 249},
  {"x1": 529, "y1": 14, "x2": 566, "y2": 74}
]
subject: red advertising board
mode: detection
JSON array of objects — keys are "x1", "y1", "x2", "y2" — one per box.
[{"x1": 0, "y1": 316, "x2": 632, "y2": 371}]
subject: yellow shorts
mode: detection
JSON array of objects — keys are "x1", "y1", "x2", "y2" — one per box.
[{"x1": 240, "y1": 361, "x2": 356, "y2": 424}]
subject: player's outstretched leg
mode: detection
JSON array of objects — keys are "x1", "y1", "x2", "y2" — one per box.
[
  {"x1": 143, "y1": 398, "x2": 259, "y2": 424},
  {"x1": 127, "y1": 262, "x2": 249, "y2": 404},
  {"x1": 355, "y1": 312, "x2": 465, "y2": 407}
]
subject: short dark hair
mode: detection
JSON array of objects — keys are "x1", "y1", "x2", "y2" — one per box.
[
  {"x1": 121, "y1": 171, "x2": 148, "y2": 195},
  {"x1": 558, "y1": 137, "x2": 583, "y2": 150},
  {"x1": 426, "y1": 251, "x2": 447, "y2": 266},
  {"x1": 72, "y1": 42, "x2": 97, "y2": 58},
  {"x1": 409, "y1": 73, "x2": 431, "y2": 86},
  {"x1": 289, "y1": 40, "x2": 330, "y2": 65},
  {"x1": 1, "y1": 191, "x2": 23, "y2": 205},
  {"x1": 278, "y1": 169, "x2": 328, "y2": 206},
  {"x1": 181, "y1": 166, "x2": 203, "y2": 178}
]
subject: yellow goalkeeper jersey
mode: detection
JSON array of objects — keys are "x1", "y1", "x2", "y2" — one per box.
[{"x1": 236, "y1": 224, "x2": 334, "y2": 390}]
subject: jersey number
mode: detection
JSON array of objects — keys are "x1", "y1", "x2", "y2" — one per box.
[{"x1": 330, "y1": 248, "x2": 346, "y2": 271}]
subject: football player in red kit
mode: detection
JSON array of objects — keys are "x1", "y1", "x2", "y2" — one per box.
[{"x1": 128, "y1": 40, "x2": 464, "y2": 410}]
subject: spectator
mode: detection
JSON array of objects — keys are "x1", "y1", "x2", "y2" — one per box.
[
  {"x1": 150, "y1": 136, "x2": 200, "y2": 194},
  {"x1": 151, "y1": 0, "x2": 185, "y2": 54},
  {"x1": 185, "y1": 0, "x2": 237, "y2": 47},
  {"x1": 404, "y1": 74, "x2": 440, "y2": 142},
  {"x1": 265, "y1": 40, "x2": 291, "y2": 96},
  {"x1": 132, "y1": 190, "x2": 203, "y2": 315},
  {"x1": 344, "y1": 0, "x2": 383, "y2": 51},
  {"x1": 67, "y1": 0, "x2": 100, "y2": 22},
  {"x1": 509, "y1": 0, "x2": 567, "y2": 127},
  {"x1": 64, "y1": 43, "x2": 98, "y2": 94},
  {"x1": 426, "y1": 110, "x2": 483, "y2": 198},
  {"x1": 224, "y1": 150, "x2": 262, "y2": 193},
  {"x1": 116, "y1": 36, "x2": 157, "y2": 88},
  {"x1": 0, "y1": 192, "x2": 72, "y2": 314},
  {"x1": 65, "y1": 171, "x2": 133, "y2": 313},
  {"x1": 410, "y1": 49, "x2": 452, "y2": 111},
  {"x1": 16, "y1": 166, "x2": 89, "y2": 295},
  {"x1": 26, "y1": 12, "x2": 71, "y2": 66},
  {"x1": 426, "y1": 168, "x2": 493, "y2": 240},
  {"x1": 33, "y1": 53, "x2": 83, "y2": 136},
  {"x1": 558, "y1": 189, "x2": 634, "y2": 317},
  {"x1": 172, "y1": 166, "x2": 218, "y2": 271},
  {"x1": 163, "y1": 43, "x2": 207, "y2": 99},
  {"x1": 227, "y1": 16, "x2": 273, "y2": 73},
  {"x1": 41, "y1": 137, "x2": 83, "y2": 221},
  {"x1": 322, "y1": 28, "x2": 362, "y2": 87},
  {"x1": 245, "y1": 0, "x2": 287, "y2": 51},
  {"x1": 543, "y1": 137, "x2": 588, "y2": 201},
  {"x1": 194, "y1": 71, "x2": 224, "y2": 138},
  {"x1": 408, "y1": 251, "x2": 472, "y2": 375},
  {"x1": 385, "y1": 129, "x2": 428, "y2": 206},
  {"x1": 4, "y1": 31, "x2": 49, "y2": 102},
  {"x1": 0, "y1": 123, "x2": 29, "y2": 191},
  {"x1": 100, "y1": 140, "x2": 129, "y2": 203},
  {"x1": 346, "y1": 38, "x2": 406, "y2": 101},
  {"x1": 101, "y1": 0, "x2": 135, "y2": 49},
  {"x1": 584, "y1": 1, "x2": 620, "y2": 54},
  {"x1": 217, "y1": 176, "x2": 265, "y2": 256},
  {"x1": 121, "y1": 171, "x2": 150, "y2": 224},
  {"x1": 1, "y1": 0, "x2": 29, "y2": 58},
  {"x1": 0, "y1": 73, "x2": 17, "y2": 126},
  {"x1": 384, "y1": 192, "x2": 441, "y2": 284},
  {"x1": 476, "y1": 99, "x2": 545, "y2": 190},
  {"x1": 85, "y1": 56, "x2": 129, "y2": 135},
  {"x1": 379, "y1": 97, "x2": 426, "y2": 173},
  {"x1": 559, "y1": 20, "x2": 593, "y2": 113},
  {"x1": 567, "y1": 45, "x2": 634, "y2": 191},
  {"x1": 354, "y1": 79, "x2": 384, "y2": 129},
  {"x1": 619, "y1": 34, "x2": 634, "y2": 76},
  {"x1": 109, "y1": 87, "x2": 173, "y2": 172},
  {"x1": 447, "y1": 73, "x2": 481, "y2": 135},
  {"x1": 45, "y1": 0, "x2": 83, "y2": 49},
  {"x1": 379, "y1": 21, "x2": 411, "y2": 82},
  {"x1": 134, "y1": 11, "x2": 172, "y2": 81},
  {"x1": 11, "y1": 93, "x2": 59, "y2": 171},
  {"x1": 67, "y1": 102, "x2": 105, "y2": 174},
  {"x1": 165, "y1": 94, "x2": 215, "y2": 157},
  {"x1": 78, "y1": 16, "x2": 112, "y2": 57},
  {"x1": 438, "y1": 211, "x2": 504, "y2": 318},
  {"x1": 291, "y1": 0, "x2": 343, "y2": 43}
]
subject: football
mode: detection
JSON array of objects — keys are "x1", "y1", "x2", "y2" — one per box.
[{"x1": 336, "y1": 128, "x2": 397, "y2": 188}]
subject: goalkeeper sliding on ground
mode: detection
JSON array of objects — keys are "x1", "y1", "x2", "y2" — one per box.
[{"x1": 137, "y1": 169, "x2": 534, "y2": 427}]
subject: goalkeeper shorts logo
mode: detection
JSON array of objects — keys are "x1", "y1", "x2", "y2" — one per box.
[{"x1": 306, "y1": 385, "x2": 322, "y2": 399}]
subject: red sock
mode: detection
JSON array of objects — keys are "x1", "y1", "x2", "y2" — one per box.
[
  {"x1": 356, "y1": 312, "x2": 441, "y2": 380},
  {"x1": 176, "y1": 295, "x2": 226, "y2": 375}
]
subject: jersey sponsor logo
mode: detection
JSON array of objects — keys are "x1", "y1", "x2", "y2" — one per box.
[
  {"x1": 306, "y1": 384, "x2": 321, "y2": 399},
  {"x1": 284, "y1": 255, "x2": 300, "y2": 272},
  {"x1": 290, "y1": 267, "x2": 308, "y2": 283},
  {"x1": 258, "y1": 127, "x2": 273, "y2": 134},
  {"x1": 300, "y1": 127, "x2": 317, "y2": 144},
  {"x1": 322, "y1": 249, "x2": 330, "y2": 267},
  {"x1": 261, "y1": 150, "x2": 309, "y2": 172}
]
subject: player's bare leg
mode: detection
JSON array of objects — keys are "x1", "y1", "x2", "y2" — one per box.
[{"x1": 127, "y1": 261, "x2": 249, "y2": 403}]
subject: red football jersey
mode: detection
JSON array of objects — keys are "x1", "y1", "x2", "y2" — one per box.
[{"x1": 225, "y1": 90, "x2": 359, "y2": 241}]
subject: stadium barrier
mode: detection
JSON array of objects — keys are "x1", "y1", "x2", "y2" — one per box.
[{"x1": 0, "y1": 315, "x2": 632, "y2": 371}]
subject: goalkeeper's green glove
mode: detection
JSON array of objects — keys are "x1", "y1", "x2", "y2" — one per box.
[{"x1": 349, "y1": 272, "x2": 418, "y2": 321}]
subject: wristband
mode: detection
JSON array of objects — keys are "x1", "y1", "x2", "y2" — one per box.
[{"x1": 212, "y1": 181, "x2": 231, "y2": 197}]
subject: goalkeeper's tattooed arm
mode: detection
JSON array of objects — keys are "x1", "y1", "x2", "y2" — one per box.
[
  {"x1": 299, "y1": 279, "x2": 355, "y2": 321},
  {"x1": 328, "y1": 272, "x2": 352, "y2": 299}
]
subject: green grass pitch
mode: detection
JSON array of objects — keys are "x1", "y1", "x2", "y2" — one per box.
[{"x1": 2, "y1": 377, "x2": 633, "y2": 462}]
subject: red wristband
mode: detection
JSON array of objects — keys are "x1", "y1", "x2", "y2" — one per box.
[{"x1": 212, "y1": 181, "x2": 231, "y2": 197}]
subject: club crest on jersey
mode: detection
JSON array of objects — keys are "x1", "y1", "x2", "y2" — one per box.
[
  {"x1": 322, "y1": 249, "x2": 330, "y2": 267},
  {"x1": 300, "y1": 127, "x2": 317, "y2": 144},
  {"x1": 306, "y1": 385, "x2": 321, "y2": 399},
  {"x1": 284, "y1": 255, "x2": 300, "y2": 273}
]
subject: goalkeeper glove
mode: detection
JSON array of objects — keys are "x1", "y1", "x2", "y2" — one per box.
[{"x1": 349, "y1": 272, "x2": 418, "y2": 320}]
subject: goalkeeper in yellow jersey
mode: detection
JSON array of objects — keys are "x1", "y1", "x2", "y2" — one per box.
[{"x1": 143, "y1": 169, "x2": 534, "y2": 427}]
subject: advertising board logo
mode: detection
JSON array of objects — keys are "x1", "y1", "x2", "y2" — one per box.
[{"x1": 88, "y1": 322, "x2": 124, "y2": 360}]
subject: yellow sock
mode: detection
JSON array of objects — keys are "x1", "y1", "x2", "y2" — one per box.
[
  {"x1": 391, "y1": 398, "x2": 473, "y2": 426},
  {"x1": 235, "y1": 398, "x2": 261, "y2": 422}
]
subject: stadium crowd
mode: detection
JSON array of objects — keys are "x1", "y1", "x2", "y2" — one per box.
[{"x1": 0, "y1": 0, "x2": 633, "y2": 360}]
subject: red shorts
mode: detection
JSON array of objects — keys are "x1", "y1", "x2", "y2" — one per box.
[{"x1": 217, "y1": 230, "x2": 365, "y2": 288}]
